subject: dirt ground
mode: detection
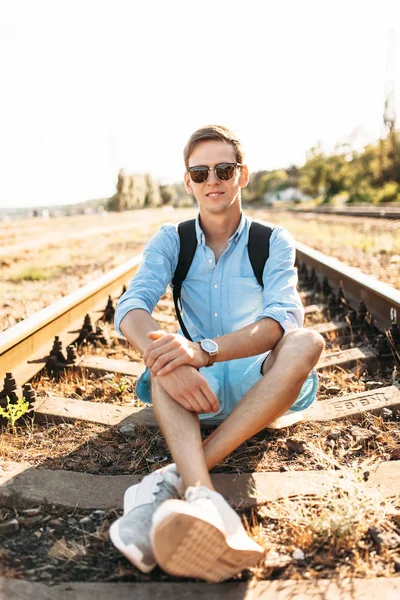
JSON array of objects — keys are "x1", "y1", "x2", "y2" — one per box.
[{"x1": 0, "y1": 207, "x2": 196, "y2": 332}]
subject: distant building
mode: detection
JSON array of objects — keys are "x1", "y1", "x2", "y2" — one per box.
[{"x1": 263, "y1": 187, "x2": 312, "y2": 205}]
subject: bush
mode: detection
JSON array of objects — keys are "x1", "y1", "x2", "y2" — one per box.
[
  {"x1": 375, "y1": 181, "x2": 400, "y2": 204},
  {"x1": 347, "y1": 182, "x2": 375, "y2": 204}
]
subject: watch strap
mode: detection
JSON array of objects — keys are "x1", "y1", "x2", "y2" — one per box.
[
  {"x1": 199, "y1": 341, "x2": 218, "y2": 367},
  {"x1": 206, "y1": 351, "x2": 218, "y2": 367}
]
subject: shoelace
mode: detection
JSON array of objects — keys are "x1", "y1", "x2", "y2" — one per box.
[{"x1": 185, "y1": 486, "x2": 213, "y2": 503}]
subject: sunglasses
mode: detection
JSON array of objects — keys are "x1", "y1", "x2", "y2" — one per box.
[{"x1": 187, "y1": 162, "x2": 242, "y2": 184}]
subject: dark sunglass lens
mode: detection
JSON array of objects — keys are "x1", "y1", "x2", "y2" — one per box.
[
  {"x1": 215, "y1": 164, "x2": 235, "y2": 180},
  {"x1": 189, "y1": 167, "x2": 209, "y2": 183}
]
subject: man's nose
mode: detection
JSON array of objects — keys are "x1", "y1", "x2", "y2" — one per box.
[{"x1": 207, "y1": 168, "x2": 220, "y2": 183}]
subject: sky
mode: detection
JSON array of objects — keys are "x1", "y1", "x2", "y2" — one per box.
[{"x1": 0, "y1": 0, "x2": 399, "y2": 208}]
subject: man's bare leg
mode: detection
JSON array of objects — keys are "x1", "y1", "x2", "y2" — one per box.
[
  {"x1": 202, "y1": 328, "x2": 325, "y2": 469},
  {"x1": 151, "y1": 328, "x2": 324, "y2": 487},
  {"x1": 151, "y1": 379, "x2": 214, "y2": 489}
]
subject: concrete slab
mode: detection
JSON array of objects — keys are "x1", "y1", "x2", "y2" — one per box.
[
  {"x1": 305, "y1": 385, "x2": 400, "y2": 421},
  {"x1": 317, "y1": 346, "x2": 377, "y2": 370},
  {"x1": 79, "y1": 345, "x2": 377, "y2": 382},
  {"x1": 34, "y1": 396, "x2": 156, "y2": 426},
  {"x1": 267, "y1": 385, "x2": 400, "y2": 429},
  {"x1": 33, "y1": 386, "x2": 400, "y2": 430},
  {"x1": 80, "y1": 356, "x2": 145, "y2": 378},
  {"x1": 1, "y1": 460, "x2": 399, "y2": 511},
  {"x1": 1, "y1": 577, "x2": 399, "y2": 600},
  {"x1": 307, "y1": 321, "x2": 348, "y2": 335},
  {"x1": 304, "y1": 304, "x2": 324, "y2": 315}
]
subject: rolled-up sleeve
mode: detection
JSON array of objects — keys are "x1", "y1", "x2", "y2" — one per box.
[
  {"x1": 256, "y1": 227, "x2": 304, "y2": 333},
  {"x1": 114, "y1": 224, "x2": 179, "y2": 336}
]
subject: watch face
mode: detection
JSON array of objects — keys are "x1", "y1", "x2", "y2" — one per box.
[{"x1": 201, "y1": 339, "x2": 218, "y2": 353}]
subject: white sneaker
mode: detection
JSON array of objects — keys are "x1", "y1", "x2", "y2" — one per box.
[
  {"x1": 109, "y1": 463, "x2": 183, "y2": 573},
  {"x1": 151, "y1": 486, "x2": 264, "y2": 582}
]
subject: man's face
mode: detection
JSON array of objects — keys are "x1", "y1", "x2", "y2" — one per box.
[{"x1": 184, "y1": 140, "x2": 249, "y2": 216}]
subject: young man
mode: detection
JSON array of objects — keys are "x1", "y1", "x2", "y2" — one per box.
[{"x1": 110, "y1": 125, "x2": 325, "y2": 582}]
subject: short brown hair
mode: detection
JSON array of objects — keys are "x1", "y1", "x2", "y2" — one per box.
[{"x1": 183, "y1": 125, "x2": 244, "y2": 168}]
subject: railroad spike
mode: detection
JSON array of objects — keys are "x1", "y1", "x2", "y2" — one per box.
[
  {"x1": 103, "y1": 295, "x2": 115, "y2": 323},
  {"x1": 83, "y1": 314, "x2": 94, "y2": 334},
  {"x1": 358, "y1": 301, "x2": 368, "y2": 322},
  {"x1": 67, "y1": 345, "x2": 79, "y2": 363},
  {"x1": 322, "y1": 277, "x2": 332, "y2": 298},
  {"x1": 390, "y1": 323, "x2": 400, "y2": 347},
  {"x1": 358, "y1": 301, "x2": 375, "y2": 331},
  {"x1": 80, "y1": 320, "x2": 111, "y2": 347},
  {"x1": 298, "y1": 263, "x2": 309, "y2": 284},
  {"x1": 46, "y1": 338, "x2": 81, "y2": 377},
  {"x1": 337, "y1": 282, "x2": 347, "y2": 307},
  {"x1": 312, "y1": 279, "x2": 323, "y2": 303},
  {"x1": 327, "y1": 292, "x2": 341, "y2": 314},
  {"x1": 348, "y1": 309, "x2": 358, "y2": 325},
  {"x1": 310, "y1": 268, "x2": 318, "y2": 286},
  {"x1": 76, "y1": 314, "x2": 94, "y2": 346},
  {"x1": 22, "y1": 383, "x2": 37, "y2": 413},
  {"x1": 50, "y1": 336, "x2": 66, "y2": 362},
  {"x1": 374, "y1": 334, "x2": 392, "y2": 359},
  {"x1": 0, "y1": 372, "x2": 19, "y2": 407}
]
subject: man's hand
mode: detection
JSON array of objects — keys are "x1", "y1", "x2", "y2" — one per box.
[
  {"x1": 143, "y1": 330, "x2": 208, "y2": 376},
  {"x1": 155, "y1": 364, "x2": 219, "y2": 414}
]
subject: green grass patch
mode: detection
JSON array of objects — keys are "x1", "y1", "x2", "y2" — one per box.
[{"x1": 9, "y1": 267, "x2": 56, "y2": 282}]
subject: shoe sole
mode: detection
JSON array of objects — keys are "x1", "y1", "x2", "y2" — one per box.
[
  {"x1": 152, "y1": 513, "x2": 264, "y2": 583},
  {"x1": 109, "y1": 519, "x2": 156, "y2": 574}
]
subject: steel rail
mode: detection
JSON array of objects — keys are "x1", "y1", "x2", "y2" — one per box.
[
  {"x1": 0, "y1": 254, "x2": 142, "y2": 387},
  {"x1": 288, "y1": 206, "x2": 400, "y2": 219},
  {"x1": 296, "y1": 242, "x2": 400, "y2": 330}
]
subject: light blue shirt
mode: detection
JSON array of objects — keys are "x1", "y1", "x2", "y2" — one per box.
[{"x1": 115, "y1": 213, "x2": 304, "y2": 339}]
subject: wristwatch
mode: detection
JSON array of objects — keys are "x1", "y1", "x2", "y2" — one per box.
[{"x1": 199, "y1": 338, "x2": 219, "y2": 367}]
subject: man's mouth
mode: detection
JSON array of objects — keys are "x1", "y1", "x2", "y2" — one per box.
[{"x1": 206, "y1": 192, "x2": 224, "y2": 197}]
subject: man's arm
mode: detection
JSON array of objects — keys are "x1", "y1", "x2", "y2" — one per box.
[
  {"x1": 144, "y1": 317, "x2": 282, "y2": 376},
  {"x1": 120, "y1": 308, "x2": 161, "y2": 354},
  {"x1": 120, "y1": 309, "x2": 219, "y2": 414}
]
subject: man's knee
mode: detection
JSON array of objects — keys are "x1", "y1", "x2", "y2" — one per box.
[{"x1": 277, "y1": 328, "x2": 325, "y2": 369}]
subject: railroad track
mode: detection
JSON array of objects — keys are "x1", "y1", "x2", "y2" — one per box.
[
  {"x1": 1, "y1": 232, "x2": 400, "y2": 598},
  {"x1": 288, "y1": 205, "x2": 400, "y2": 220}
]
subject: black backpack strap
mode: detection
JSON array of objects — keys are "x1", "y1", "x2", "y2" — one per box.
[
  {"x1": 172, "y1": 219, "x2": 197, "y2": 341},
  {"x1": 248, "y1": 221, "x2": 273, "y2": 286}
]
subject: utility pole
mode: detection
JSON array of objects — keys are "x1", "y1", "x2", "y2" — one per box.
[{"x1": 380, "y1": 29, "x2": 397, "y2": 183}]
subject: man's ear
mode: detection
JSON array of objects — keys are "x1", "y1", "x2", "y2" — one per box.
[
  {"x1": 184, "y1": 171, "x2": 194, "y2": 194},
  {"x1": 239, "y1": 164, "x2": 249, "y2": 188}
]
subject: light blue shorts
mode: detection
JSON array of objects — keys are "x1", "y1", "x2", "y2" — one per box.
[{"x1": 135, "y1": 352, "x2": 319, "y2": 425}]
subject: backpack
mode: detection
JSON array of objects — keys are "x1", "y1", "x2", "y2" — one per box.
[{"x1": 171, "y1": 219, "x2": 273, "y2": 341}]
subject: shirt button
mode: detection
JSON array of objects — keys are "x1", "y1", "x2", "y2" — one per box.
[
  {"x1": 213, "y1": 312, "x2": 219, "y2": 317},
  {"x1": 208, "y1": 259, "x2": 213, "y2": 264},
  {"x1": 213, "y1": 283, "x2": 218, "y2": 289}
]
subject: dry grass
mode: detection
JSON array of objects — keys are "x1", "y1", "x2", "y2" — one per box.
[
  {"x1": 246, "y1": 449, "x2": 400, "y2": 579},
  {"x1": 3, "y1": 407, "x2": 398, "y2": 476},
  {"x1": 33, "y1": 364, "x2": 141, "y2": 407}
]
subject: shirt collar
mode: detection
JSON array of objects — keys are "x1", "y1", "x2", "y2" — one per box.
[{"x1": 195, "y1": 212, "x2": 247, "y2": 246}]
